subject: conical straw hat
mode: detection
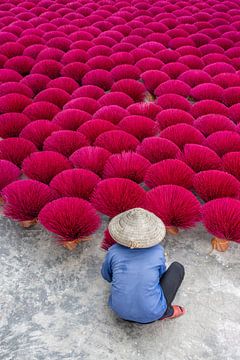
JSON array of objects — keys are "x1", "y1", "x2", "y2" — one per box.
[{"x1": 108, "y1": 208, "x2": 166, "y2": 249}]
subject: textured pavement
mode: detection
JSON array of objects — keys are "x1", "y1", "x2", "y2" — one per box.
[{"x1": 0, "y1": 215, "x2": 239, "y2": 360}]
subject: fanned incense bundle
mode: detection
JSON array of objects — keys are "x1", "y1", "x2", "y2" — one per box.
[
  {"x1": 103, "y1": 152, "x2": 150, "y2": 183},
  {"x1": 50, "y1": 169, "x2": 100, "y2": 200},
  {"x1": 22, "y1": 151, "x2": 72, "y2": 184},
  {"x1": 70, "y1": 146, "x2": 111, "y2": 177},
  {"x1": 144, "y1": 159, "x2": 194, "y2": 189},
  {"x1": 2, "y1": 179, "x2": 55, "y2": 227},
  {"x1": 91, "y1": 178, "x2": 146, "y2": 217},
  {"x1": 39, "y1": 197, "x2": 101, "y2": 249},
  {"x1": 145, "y1": 185, "x2": 201, "y2": 235},
  {"x1": 202, "y1": 198, "x2": 240, "y2": 252},
  {"x1": 193, "y1": 170, "x2": 240, "y2": 202}
]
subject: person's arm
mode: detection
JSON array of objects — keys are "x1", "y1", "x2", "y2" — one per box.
[
  {"x1": 101, "y1": 251, "x2": 113, "y2": 283},
  {"x1": 160, "y1": 261, "x2": 166, "y2": 276},
  {"x1": 159, "y1": 247, "x2": 167, "y2": 277}
]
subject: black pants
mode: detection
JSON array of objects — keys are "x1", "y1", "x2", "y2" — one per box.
[{"x1": 160, "y1": 262, "x2": 185, "y2": 318}]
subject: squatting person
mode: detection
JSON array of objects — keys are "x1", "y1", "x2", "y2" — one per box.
[{"x1": 101, "y1": 208, "x2": 185, "y2": 324}]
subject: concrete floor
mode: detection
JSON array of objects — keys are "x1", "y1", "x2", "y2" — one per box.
[{"x1": 0, "y1": 215, "x2": 240, "y2": 360}]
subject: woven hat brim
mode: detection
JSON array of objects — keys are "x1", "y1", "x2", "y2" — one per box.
[{"x1": 108, "y1": 208, "x2": 166, "y2": 248}]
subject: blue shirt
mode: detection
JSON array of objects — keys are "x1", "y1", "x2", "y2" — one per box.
[{"x1": 101, "y1": 244, "x2": 167, "y2": 323}]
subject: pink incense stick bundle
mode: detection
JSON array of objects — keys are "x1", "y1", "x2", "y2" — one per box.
[
  {"x1": 23, "y1": 45, "x2": 47, "y2": 60},
  {"x1": 190, "y1": 83, "x2": 224, "y2": 102},
  {"x1": 110, "y1": 52, "x2": 134, "y2": 66},
  {"x1": 2, "y1": 179, "x2": 55, "y2": 227},
  {"x1": 199, "y1": 44, "x2": 224, "y2": 56},
  {"x1": 100, "y1": 30, "x2": 123, "y2": 42},
  {"x1": 0, "y1": 137, "x2": 37, "y2": 167},
  {"x1": 60, "y1": 62, "x2": 90, "y2": 83},
  {"x1": 156, "y1": 109, "x2": 194, "y2": 130},
  {"x1": 39, "y1": 197, "x2": 101, "y2": 249},
  {"x1": 223, "y1": 86, "x2": 240, "y2": 107},
  {"x1": 190, "y1": 100, "x2": 229, "y2": 118},
  {"x1": 71, "y1": 85, "x2": 104, "y2": 100},
  {"x1": 118, "y1": 115, "x2": 158, "y2": 141},
  {"x1": 52, "y1": 109, "x2": 91, "y2": 130},
  {"x1": 222, "y1": 152, "x2": 240, "y2": 181},
  {"x1": 31, "y1": 59, "x2": 63, "y2": 79},
  {"x1": 161, "y1": 62, "x2": 189, "y2": 80},
  {"x1": 61, "y1": 50, "x2": 88, "y2": 65},
  {"x1": 0, "y1": 160, "x2": 21, "y2": 203},
  {"x1": 193, "y1": 115, "x2": 236, "y2": 136},
  {"x1": 178, "y1": 55, "x2": 204, "y2": 69},
  {"x1": 203, "y1": 131, "x2": 240, "y2": 157},
  {"x1": 169, "y1": 37, "x2": 194, "y2": 50},
  {"x1": 136, "y1": 137, "x2": 180, "y2": 164},
  {"x1": 93, "y1": 36, "x2": 117, "y2": 47},
  {"x1": 43, "y1": 130, "x2": 89, "y2": 157},
  {"x1": 0, "y1": 69, "x2": 23, "y2": 83},
  {"x1": 180, "y1": 144, "x2": 222, "y2": 172},
  {"x1": 98, "y1": 91, "x2": 134, "y2": 108},
  {"x1": 193, "y1": 170, "x2": 240, "y2": 202},
  {"x1": 4, "y1": 55, "x2": 35, "y2": 75},
  {"x1": 178, "y1": 69, "x2": 212, "y2": 87},
  {"x1": 144, "y1": 159, "x2": 194, "y2": 189},
  {"x1": 19, "y1": 120, "x2": 61, "y2": 150},
  {"x1": 23, "y1": 101, "x2": 60, "y2": 121},
  {"x1": 0, "y1": 93, "x2": 32, "y2": 113},
  {"x1": 203, "y1": 62, "x2": 235, "y2": 77},
  {"x1": 213, "y1": 73, "x2": 240, "y2": 89},
  {"x1": 22, "y1": 151, "x2": 72, "y2": 184},
  {"x1": 135, "y1": 57, "x2": 163, "y2": 72},
  {"x1": 33, "y1": 88, "x2": 71, "y2": 108},
  {"x1": 93, "y1": 105, "x2": 129, "y2": 125},
  {"x1": 156, "y1": 94, "x2": 191, "y2": 112},
  {"x1": 20, "y1": 74, "x2": 50, "y2": 95},
  {"x1": 141, "y1": 70, "x2": 170, "y2": 93},
  {"x1": 63, "y1": 97, "x2": 100, "y2": 115},
  {"x1": 36, "y1": 48, "x2": 64, "y2": 62},
  {"x1": 202, "y1": 198, "x2": 240, "y2": 252},
  {"x1": 82, "y1": 69, "x2": 114, "y2": 90},
  {"x1": 122, "y1": 35, "x2": 143, "y2": 46},
  {"x1": 86, "y1": 55, "x2": 114, "y2": 71},
  {"x1": 100, "y1": 228, "x2": 116, "y2": 251},
  {"x1": 156, "y1": 49, "x2": 180, "y2": 63},
  {"x1": 0, "y1": 82, "x2": 33, "y2": 97},
  {"x1": 47, "y1": 77, "x2": 79, "y2": 95},
  {"x1": 127, "y1": 103, "x2": 161, "y2": 120},
  {"x1": 140, "y1": 42, "x2": 164, "y2": 53},
  {"x1": 0, "y1": 113, "x2": 30, "y2": 138},
  {"x1": 229, "y1": 103, "x2": 240, "y2": 124},
  {"x1": 61, "y1": 49, "x2": 89, "y2": 65},
  {"x1": 0, "y1": 33, "x2": 17, "y2": 44},
  {"x1": 94, "y1": 130, "x2": 139, "y2": 154},
  {"x1": 70, "y1": 146, "x2": 111, "y2": 177},
  {"x1": 103, "y1": 152, "x2": 150, "y2": 183},
  {"x1": 111, "y1": 79, "x2": 146, "y2": 102},
  {"x1": 78, "y1": 119, "x2": 117, "y2": 144},
  {"x1": 19, "y1": 34, "x2": 44, "y2": 47},
  {"x1": 160, "y1": 124, "x2": 205, "y2": 150},
  {"x1": 111, "y1": 64, "x2": 141, "y2": 81},
  {"x1": 50, "y1": 169, "x2": 100, "y2": 200},
  {"x1": 91, "y1": 178, "x2": 146, "y2": 217},
  {"x1": 154, "y1": 79, "x2": 191, "y2": 97},
  {"x1": 130, "y1": 49, "x2": 153, "y2": 63},
  {"x1": 145, "y1": 184, "x2": 201, "y2": 235}
]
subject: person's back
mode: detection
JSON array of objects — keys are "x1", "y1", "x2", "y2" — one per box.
[{"x1": 102, "y1": 243, "x2": 167, "y2": 323}]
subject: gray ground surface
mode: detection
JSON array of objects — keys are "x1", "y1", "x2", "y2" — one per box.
[{"x1": 0, "y1": 215, "x2": 239, "y2": 360}]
